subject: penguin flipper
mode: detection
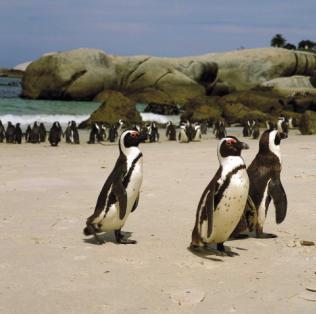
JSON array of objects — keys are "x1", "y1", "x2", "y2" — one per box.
[
  {"x1": 131, "y1": 193, "x2": 139, "y2": 213},
  {"x1": 268, "y1": 177, "x2": 287, "y2": 224},
  {"x1": 112, "y1": 181, "x2": 127, "y2": 220}
]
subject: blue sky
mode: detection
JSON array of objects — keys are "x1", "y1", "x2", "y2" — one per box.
[{"x1": 0, "y1": 0, "x2": 315, "y2": 67}]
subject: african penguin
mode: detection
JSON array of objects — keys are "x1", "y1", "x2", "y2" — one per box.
[
  {"x1": 166, "y1": 121, "x2": 177, "y2": 141},
  {"x1": 0, "y1": 120, "x2": 5, "y2": 143},
  {"x1": 232, "y1": 130, "x2": 287, "y2": 238},
  {"x1": 49, "y1": 122, "x2": 63, "y2": 146},
  {"x1": 5, "y1": 122, "x2": 15, "y2": 143},
  {"x1": 191, "y1": 136, "x2": 249, "y2": 256},
  {"x1": 14, "y1": 123, "x2": 22, "y2": 144},
  {"x1": 83, "y1": 130, "x2": 147, "y2": 244},
  {"x1": 178, "y1": 124, "x2": 189, "y2": 143},
  {"x1": 192, "y1": 123, "x2": 202, "y2": 142}
]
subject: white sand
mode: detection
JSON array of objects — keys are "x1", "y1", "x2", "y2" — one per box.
[{"x1": 0, "y1": 129, "x2": 315, "y2": 313}]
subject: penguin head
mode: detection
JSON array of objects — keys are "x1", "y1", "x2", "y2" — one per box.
[
  {"x1": 119, "y1": 130, "x2": 147, "y2": 152},
  {"x1": 218, "y1": 136, "x2": 249, "y2": 159},
  {"x1": 259, "y1": 130, "x2": 287, "y2": 155}
]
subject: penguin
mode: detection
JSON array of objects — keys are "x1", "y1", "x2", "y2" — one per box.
[
  {"x1": 29, "y1": 121, "x2": 40, "y2": 143},
  {"x1": 0, "y1": 120, "x2": 5, "y2": 143},
  {"x1": 49, "y1": 122, "x2": 63, "y2": 146},
  {"x1": 178, "y1": 123, "x2": 189, "y2": 143},
  {"x1": 200, "y1": 121, "x2": 208, "y2": 135},
  {"x1": 108, "y1": 124, "x2": 118, "y2": 142},
  {"x1": 39, "y1": 123, "x2": 47, "y2": 142},
  {"x1": 83, "y1": 130, "x2": 147, "y2": 244},
  {"x1": 166, "y1": 121, "x2": 177, "y2": 141},
  {"x1": 186, "y1": 121, "x2": 195, "y2": 142},
  {"x1": 14, "y1": 123, "x2": 22, "y2": 144},
  {"x1": 148, "y1": 122, "x2": 159, "y2": 143},
  {"x1": 232, "y1": 130, "x2": 287, "y2": 238},
  {"x1": 117, "y1": 119, "x2": 125, "y2": 135},
  {"x1": 242, "y1": 120, "x2": 251, "y2": 137},
  {"x1": 192, "y1": 123, "x2": 202, "y2": 142},
  {"x1": 88, "y1": 123, "x2": 101, "y2": 144},
  {"x1": 65, "y1": 122, "x2": 72, "y2": 143},
  {"x1": 5, "y1": 122, "x2": 15, "y2": 143},
  {"x1": 216, "y1": 121, "x2": 226, "y2": 139},
  {"x1": 252, "y1": 121, "x2": 260, "y2": 139},
  {"x1": 25, "y1": 125, "x2": 32, "y2": 143},
  {"x1": 98, "y1": 123, "x2": 106, "y2": 142},
  {"x1": 191, "y1": 136, "x2": 249, "y2": 256}
]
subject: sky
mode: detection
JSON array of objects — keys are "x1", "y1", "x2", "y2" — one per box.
[{"x1": 0, "y1": 0, "x2": 315, "y2": 68}]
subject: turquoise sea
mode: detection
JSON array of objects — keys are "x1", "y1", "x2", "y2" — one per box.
[{"x1": 0, "y1": 77, "x2": 180, "y2": 128}]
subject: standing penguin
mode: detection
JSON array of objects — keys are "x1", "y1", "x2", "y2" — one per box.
[
  {"x1": 14, "y1": 123, "x2": 22, "y2": 144},
  {"x1": 29, "y1": 121, "x2": 41, "y2": 143},
  {"x1": 39, "y1": 123, "x2": 47, "y2": 142},
  {"x1": 252, "y1": 121, "x2": 260, "y2": 139},
  {"x1": 166, "y1": 121, "x2": 177, "y2": 141},
  {"x1": 192, "y1": 123, "x2": 202, "y2": 142},
  {"x1": 217, "y1": 121, "x2": 226, "y2": 139},
  {"x1": 0, "y1": 120, "x2": 5, "y2": 143},
  {"x1": 5, "y1": 122, "x2": 15, "y2": 143},
  {"x1": 232, "y1": 130, "x2": 287, "y2": 238},
  {"x1": 49, "y1": 122, "x2": 63, "y2": 146},
  {"x1": 178, "y1": 123, "x2": 189, "y2": 143},
  {"x1": 88, "y1": 123, "x2": 101, "y2": 144},
  {"x1": 191, "y1": 136, "x2": 249, "y2": 255},
  {"x1": 83, "y1": 130, "x2": 147, "y2": 244},
  {"x1": 242, "y1": 120, "x2": 251, "y2": 137},
  {"x1": 25, "y1": 125, "x2": 32, "y2": 143}
]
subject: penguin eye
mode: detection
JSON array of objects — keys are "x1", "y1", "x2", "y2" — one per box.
[{"x1": 130, "y1": 132, "x2": 138, "y2": 138}]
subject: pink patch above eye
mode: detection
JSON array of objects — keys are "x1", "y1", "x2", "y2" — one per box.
[{"x1": 226, "y1": 138, "x2": 237, "y2": 144}]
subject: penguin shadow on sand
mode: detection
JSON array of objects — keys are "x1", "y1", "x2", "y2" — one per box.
[
  {"x1": 83, "y1": 231, "x2": 134, "y2": 246},
  {"x1": 187, "y1": 244, "x2": 245, "y2": 262}
]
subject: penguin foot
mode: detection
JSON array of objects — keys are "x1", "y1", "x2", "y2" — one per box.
[
  {"x1": 255, "y1": 232, "x2": 277, "y2": 239},
  {"x1": 229, "y1": 233, "x2": 249, "y2": 240},
  {"x1": 85, "y1": 225, "x2": 105, "y2": 245},
  {"x1": 216, "y1": 243, "x2": 239, "y2": 257},
  {"x1": 115, "y1": 230, "x2": 137, "y2": 245}
]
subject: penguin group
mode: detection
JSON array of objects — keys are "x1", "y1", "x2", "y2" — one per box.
[
  {"x1": 87, "y1": 120, "x2": 125, "y2": 144},
  {"x1": 83, "y1": 125, "x2": 289, "y2": 257}
]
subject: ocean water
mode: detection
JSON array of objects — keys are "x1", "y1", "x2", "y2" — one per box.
[{"x1": 0, "y1": 77, "x2": 180, "y2": 128}]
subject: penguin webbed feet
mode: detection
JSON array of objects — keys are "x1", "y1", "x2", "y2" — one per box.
[
  {"x1": 216, "y1": 243, "x2": 239, "y2": 257},
  {"x1": 114, "y1": 230, "x2": 137, "y2": 245},
  {"x1": 255, "y1": 232, "x2": 277, "y2": 239}
]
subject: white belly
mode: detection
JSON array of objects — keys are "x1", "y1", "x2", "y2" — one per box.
[
  {"x1": 179, "y1": 129, "x2": 188, "y2": 142},
  {"x1": 97, "y1": 161, "x2": 143, "y2": 232},
  {"x1": 202, "y1": 169, "x2": 249, "y2": 243},
  {"x1": 257, "y1": 179, "x2": 271, "y2": 228}
]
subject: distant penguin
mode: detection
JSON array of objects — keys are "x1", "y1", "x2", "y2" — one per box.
[
  {"x1": 49, "y1": 122, "x2": 63, "y2": 146},
  {"x1": 191, "y1": 136, "x2": 249, "y2": 255},
  {"x1": 25, "y1": 125, "x2": 32, "y2": 143},
  {"x1": 14, "y1": 123, "x2": 22, "y2": 144},
  {"x1": 178, "y1": 124, "x2": 189, "y2": 143},
  {"x1": 186, "y1": 121, "x2": 195, "y2": 142},
  {"x1": 217, "y1": 121, "x2": 226, "y2": 139},
  {"x1": 166, "y1": 121, "x2": 176, "y2": 141},
  {"x1": 98, "y1": 123, "x2": 106, "y2": 142},
  {"x1": 29, "y1": 122, "x2": 40, "y2": 143},
  {"x1": 88, "y1": 123, "x2": 101, "y2": 144},
  {"x1": 192, "y1": 123, "x2": 202, "y2": 142},
  {"x1": 0, "y1": 120, "x2": 5, "y2": 143},
  {"x1": 65, "y1": 121, "x2": 80, "y2": 144},
  {"x1": 117, "y1": 119, "x2": 125, "y2": 135},
  {"x1": 39, "y1": 123, "x2": 47, "y2": 142},
  {"x1": 5, "y1": 122, "x2": 15, "y2": 143},
  {"x1": 200, "y1": 121, "x2": 208, "y2": 135},
  {"x1": 108, "y1": 124, "x2": 118, "y2": 143},
  {"x1": 148, "y1": 122, "x2": 159, "y2": 143},
  {"x1": 252, "y1": 121, "x2": 260, "y2": 139},
  {"x1": 242, "y1": 121, "x2": 251, "y2": 137},
  {"x1": 83, "y1": 130, "x2": 147, "y2": 244},
  {"x1": 232, "y1": 130, "x2": 287, "y2": 238}
]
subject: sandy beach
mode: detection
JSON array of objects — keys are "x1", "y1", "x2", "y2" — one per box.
[{"x1": 0, "y1": 128, "x2": 315, "y2": 314}]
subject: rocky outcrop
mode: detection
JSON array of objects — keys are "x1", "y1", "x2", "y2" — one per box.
[
  {"x1": 80, "y1": 90, "x2": 141, "y2": 128},
  {"x1": 22, "y1": 49, "x2": 116, "y2": 100},
  {"x1": 0, "y1": 68, "x2": 24, "y2": 78}
]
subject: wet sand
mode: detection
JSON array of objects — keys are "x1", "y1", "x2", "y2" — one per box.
[{"x1": 0, "y1": 129, "x2": 315, "y2": 313}]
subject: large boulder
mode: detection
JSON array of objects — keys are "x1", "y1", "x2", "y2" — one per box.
[
  {"x1": 22, "y1": 49, "x2": 116, "y2": 100},
  {"x1": 81, "y1": 90, "x2": 141, "y2": 127},
  {"x1": 299, "y1": 110, "x2": 316, "y2": 134}
]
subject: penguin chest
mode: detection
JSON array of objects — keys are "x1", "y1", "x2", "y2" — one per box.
[
  {"x1": 179, "y1": 130, "x2": 188, "y2": 142},
  {"x1": 210, "y1": 169, "x2": 249, "y2": 243}
]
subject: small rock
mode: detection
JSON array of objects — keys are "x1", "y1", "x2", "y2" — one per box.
[
  {"x1": 287, "y1": 240, "x2": 297, "y2": 247},
  {"x1": 300, "y1": 240, "x2": 315, "y2": 246}
]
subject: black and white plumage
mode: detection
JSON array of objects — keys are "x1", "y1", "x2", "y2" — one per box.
[
  {"x1": 0, "y1": 120, "x2": 5, "y2": 143},
  {"x1": 232, "y1": 130, "x2": 287, "y2": 238},
  {"x1": 84, "y1": 130, "x2": 147, "y2": 244},
  {"x1": 48, "y1": 122, "x2": 63, "y2": 146},
  {"x1": 191, "y1": 136, "x2": 249, "y2": 255},
  {"x1": 166, "y1": 121, "x2": 177, "y2": 141}
]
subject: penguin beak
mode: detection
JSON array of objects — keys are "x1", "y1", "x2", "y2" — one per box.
[
  {"x1": 237, "y1": 141, "x2": 249, "y2": 150},
  {"x1": 138, "y1": 133, "x2": 148, "y2": 143},
  {"x1": 280, "y1": 132, "x2": 288, "y2": 139}
]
